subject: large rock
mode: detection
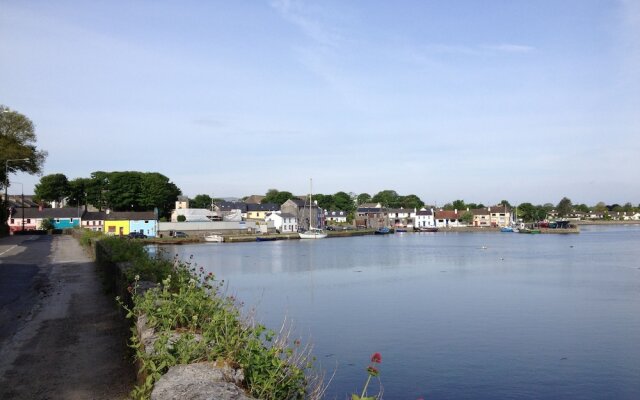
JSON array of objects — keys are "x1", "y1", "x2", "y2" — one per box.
[{"x1": 151, "y1": 362, "x2": 255, "y2": 400}]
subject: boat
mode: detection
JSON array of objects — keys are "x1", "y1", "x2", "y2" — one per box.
[
  {"x1": 375, "y1": 226, "x2": 391, "y2": 235},
  {"x1": 204, "y1": 233, "x2": 224, "y2": 242},
  {"x1": 416, "y1": 227, "x2": 438, "y2": 233},
  {"x1": 500, "y1": 226, "x2": 514, "y2": 233},
  {"x1": 395, "y1": 228, "x2": 408, "y2": 233},
  {"x1": 299, "y1": 178, "x2": 328, "y2": 239},
  {"x1": 256, "y1": 236, "x2": 277, "y2": 242},
  {"x1": 518, "y1": 228, "x2": 541, "y2": 234}
]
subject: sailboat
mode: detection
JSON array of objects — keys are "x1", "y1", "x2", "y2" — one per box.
[{"x1": 299, "y1": 179, "x2": 328, "y2": 239}]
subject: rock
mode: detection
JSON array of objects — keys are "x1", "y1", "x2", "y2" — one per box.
[{"x1": 151, "y1": 362, "x2": 255, "y2": 400}]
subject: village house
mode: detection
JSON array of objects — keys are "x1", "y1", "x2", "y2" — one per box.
[
  {"x1": 7, "y1": 207, "x2": 82, "y2": 233},
  {"x1": 265, "y1": 212, "x2": 298, "y2": 233},
  {"x1": 355, "y1": 203, "x2": 386, "y2": 229},
  {"x1": 82, "y1": 211, "x2": 106, "y2": 232},
  {"x1": 281, "y1": 198, "x2": 323, "y2": 230},
  {"x1": 434, "y1": 209, "x2": 465, "y2": 228},
  {"x1": 104, "y1": 211, "x2": 158, "y2": 237},
  {"x1": 246, "y1": 203, "x2": 280, "y2": 220},
  {"x1": 324, "y1": 210, "x2": 348, "y2": 224},
  {"x1": 414, "y1": 208, "x2": 435, "y2": 228},
  {"x1": 387, "y1": 208, "x2": 415, "y2": 228}
]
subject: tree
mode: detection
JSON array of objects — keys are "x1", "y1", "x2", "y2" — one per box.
[
  {"x1": 594, "y1": 202, "x2": 607, "y2": 213},
  {"x1": 85, "y1": 171, "x2": 110, "y2": 211},
  {"x1": 177, "y1": 215, "x2": 186, "y2": 222},
  {"x1": 356, "y1": 193, "x2": 371, "y2": 205},
  {"x1": 1, "y1": 105, "x2": 48, "y2": 228},
  {"x1": 314, "y1": 194, "x2": 334, "y2": 210},
  {"x1": 262, "y1": 189, "x2": 295, "y2": 205},
  {"x1": 575, "y1": 203, "x2": 590, "y2": 213},
  {"x1": 190, "y1": 194, "x2": 213, "y2": 209},
  {"x1": 499, "y1": 200, "x2": 512, "y2": 208},
  {"x1": 138, "y1": 172, "x2": 181, "y2": 217},
  {"x1": 518, "y1": 203, "x2": 536, "y2": 222},
  {"x1": 67, "y1": 177, "x2": 90, "y2": 210},
  {"x1": 34, "y1": 173, "x2": 70, "y2": 204},
  {"x1": 398, "y1": 194, "x2": 424, "y2": 209},
  {"x1": 333, "y1": 191, "x2": 355, "y2": 213},
  {"x1": 622, "y1": 202, "x2": 634, "y2": 212},
  {"x1": 461, "y1": 211, "x2": 474, "y2": 224},
  {"x1": 0, "y1": 105, "x2": 48, "y2": 189},
  {"x1": 452, "y1": 199, "x2": 466, "y2": 210},
  {"x1": 556, "y1": 197, "x2": 573, "y2": 217},
  {"x1": 372, "y1": 190, "x2": 400, "y2": 207}
]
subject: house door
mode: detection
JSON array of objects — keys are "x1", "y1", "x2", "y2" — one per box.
[{"x1": 119, "y1": 227, "x2": 124, "y2": 236}]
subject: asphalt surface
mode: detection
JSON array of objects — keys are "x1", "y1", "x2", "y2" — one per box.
[{"x1": 0, "y1": 234, "x2": 134, "y2": 399}]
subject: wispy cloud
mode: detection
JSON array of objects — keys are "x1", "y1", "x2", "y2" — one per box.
[
  {"x1": 421, "y1": 43, "x2": 534, "y2": 56},
  {"x1": 481, "y1": 44, "x2": 535, "y2": 53},
  {"x1": 270, "y1": 0, "x2": 343, "y2": 48}
]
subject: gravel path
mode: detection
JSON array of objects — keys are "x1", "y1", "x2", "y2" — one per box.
[{"x1": 0, "y1": 235, "x2": 134, "y2": 399}]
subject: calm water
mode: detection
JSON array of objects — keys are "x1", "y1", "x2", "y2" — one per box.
[{"x1": 160, "y1": 225, "x2": 640, "y2": 399}]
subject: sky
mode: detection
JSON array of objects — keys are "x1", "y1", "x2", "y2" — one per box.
[{"x1": 1, "y1": 0, "x2": 639, "y2": 206}]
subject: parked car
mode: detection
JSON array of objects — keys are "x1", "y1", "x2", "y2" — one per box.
[
  {"x1": 174, "y1": 231, "x2": 188, "y2": 238},
  {"x1": 128, "y1": 232, "x2": 147, "y2": 239},
  {"x1": 326, "y1": 226, "x2": 336, "y2": 231}
]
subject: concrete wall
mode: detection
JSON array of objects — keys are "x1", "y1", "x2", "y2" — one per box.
[{"x1": 158, "y1": 220, "x2": 275, "y2": 236}]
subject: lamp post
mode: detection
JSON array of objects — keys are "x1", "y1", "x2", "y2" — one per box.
[{"x1": 4, "y1": 158, "x2": 29, "y2": 228}]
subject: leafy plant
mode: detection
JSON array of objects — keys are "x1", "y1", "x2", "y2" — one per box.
[{"x1": 115, "y1": 255, "x2": 321, "y2": 400}]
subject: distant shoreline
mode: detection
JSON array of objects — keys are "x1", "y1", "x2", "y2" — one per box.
[{"x1": 574, "y1": 220, "x2": 640, "y2": 225}]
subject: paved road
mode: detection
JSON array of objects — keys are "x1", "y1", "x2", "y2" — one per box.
[{"x1": 0, "y1": 234, "x2": 134, "y2": 399}]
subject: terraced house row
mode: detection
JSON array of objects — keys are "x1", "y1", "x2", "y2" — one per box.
[{"x1": 7, "y1": 207, "x2": 158, "y2": 237}]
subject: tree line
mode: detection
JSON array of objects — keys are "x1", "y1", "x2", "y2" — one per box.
[{"x1": 33, "y1": 171, "x2": 181, "y2": 217}]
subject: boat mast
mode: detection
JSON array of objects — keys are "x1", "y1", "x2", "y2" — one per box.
[{"x1": 309, "y1": 178, "x2": 313, "y2": 230}]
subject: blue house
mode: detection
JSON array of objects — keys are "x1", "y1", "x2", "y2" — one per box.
[{"x1": 110, "y1": 211, "x2": 158, "y2": 237}]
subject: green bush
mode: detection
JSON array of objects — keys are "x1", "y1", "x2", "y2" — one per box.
[{"x1": 120, "y1": 260, "x2": 318, "y2": 400}]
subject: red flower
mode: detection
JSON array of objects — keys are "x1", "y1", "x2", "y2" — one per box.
[
  {"x1": 371, "y1": 352, "x2": 382, "y2": 363},
  {"x1": 366, "y1": 366, "x2": 379, "y2": 377}
]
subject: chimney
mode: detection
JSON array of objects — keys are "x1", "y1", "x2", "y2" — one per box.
[
  {"x1": 39, "y1": 203, "x2": 43, "y2": 212},
  {"x1": 106, "y1": 208, "x2": 111, "y2": 215}
]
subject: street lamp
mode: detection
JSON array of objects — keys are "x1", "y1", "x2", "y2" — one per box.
[{"x1": 4, "y1": 158, "x2": 29, "y2": 227}]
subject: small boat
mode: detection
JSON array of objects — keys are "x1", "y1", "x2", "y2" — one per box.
[
  {"x1": 395, "y1": 228, "x2": 408, "y2": 233},
  {"x1": 500, "y1": 227, "x2": 514, "y2": 233},
  {"x1": 256, "y1": 236, "x2": 277, "y2": 242},
  {"x1": 416, "y1": 227, "x2": 438, "y2": 233},
  {"x1": 299, "y1": 228, "x2": 328, "y2": 239},
  {"x1": 204, "y1": 233, "x2": 224, "y2": 242},
  {"x1": 375, "y1": 227, "x2": 391, "y2": 235},
  {"x1": 518, "y1": 228, "x2": 541, "y2": 234}
]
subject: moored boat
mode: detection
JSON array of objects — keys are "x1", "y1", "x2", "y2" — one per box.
[
  {"x1": 375, "y1": 227, "x2": 391, "y2": 235},
  {"x1": 256, "y1": 236, "x2": 277, "y2": 242},
  {"x1": 204, "y1": 233, "x2": 224, "y2": 242}
]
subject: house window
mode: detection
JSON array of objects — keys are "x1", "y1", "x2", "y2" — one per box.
[
  {"x1": 10, "y1": 219, "x2": 14, "y2": 224},
  {"x1": 145, "y1": 220, "x2": 148, "y2": 223},
  {"x1": 27, "y1": 219, "x2": 31, "y2": 223}
]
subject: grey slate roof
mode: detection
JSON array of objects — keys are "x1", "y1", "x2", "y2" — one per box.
[
  {"x1": 247, "y1": 203, "x2": 280, "y2": 212},
  {"x1": 11, "y1": 208, "x2": 83, "y2": 219},
  {"x1": 105, "y1": 211, "x2": 156, "y2": 221}
]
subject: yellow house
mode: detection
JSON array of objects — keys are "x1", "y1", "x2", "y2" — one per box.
[
  {"x1": 104, "y1": 211, "x2": 130, "y2": 236},
  {"x1": 246, "y1": 203, "x2": 279, "y2": 220}
]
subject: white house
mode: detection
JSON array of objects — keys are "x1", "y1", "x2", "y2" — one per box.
[
  {"x1": 325, "y1": 210, "x2": 348, "y2": 224},
  {"x1": 414, "y1": 208, "x2": 435, "y2": 228},
  {"x1": 434, "y1": 210, "x2": 466, "y2": 228},
  {"x1": 265, "y1": 212, "x2": 298, "y2": 233}
]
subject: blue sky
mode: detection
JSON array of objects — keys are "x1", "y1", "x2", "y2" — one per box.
[{"x1": 2, "y1": 0, "x2": 638, "y2": 206}]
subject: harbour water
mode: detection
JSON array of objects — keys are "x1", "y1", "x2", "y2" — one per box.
[{"x1": 160, "y1": 225, "x2": 640, "y2": 399}]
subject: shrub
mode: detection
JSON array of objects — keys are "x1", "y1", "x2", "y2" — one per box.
[{"x1": 120, "y1": 259, "x2": 320, "y2": 400}]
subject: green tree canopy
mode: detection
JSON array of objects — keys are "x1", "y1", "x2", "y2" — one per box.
[
  {"x1": 262, "y1": 189, "x2": 295, "y2": 205},
  {"x1": 372, "y1": 190, "x2": 400, "y2": 207},
  {"x1": 499, "y1": 199, "x2": 512, "y2": 207},
  {"x1": 333, "y1": 191, "x2": 355, "y2": 212},
  {"x1": 356, "y1": 193, "x2": 371, "y2": 205},
  {"x1": 190, "y1": 194, "x2": 214, "y2": 209},
  {"x1": 67, "y1": 177, "x2": 90, "y2": 209},
  {"x1": 0, "y1": 105, "x2": 48, "y2": 190},
  {"x1": 34, "y1": 173, "x2": 70, "y2": 204},
  {"x1": 452, "y1": 199, "x2": 466, "y2": 210},
  {"x1": 461, "y1": 211, "x2": 474, "y2": 224},
  {"x1": 556, "y1": 197, "x2": 573, "y2": 217},
  {"x1": 399, "y1": 194, "x2": 425, "y2": 209},
  {"x1": 575, "y1": 203, "x2": 590, "y2": 213}
]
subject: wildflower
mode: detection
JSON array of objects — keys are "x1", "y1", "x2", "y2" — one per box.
[
  {"x1": 115, "y1": 296, "x2": 120, "y2": 301},
  {"x1": 134, "y1": 274, "x2": 140, "y2": 281},
  {"x1": 371, "y1": 352, "x2": 382, "y2": 363},
  {"x1": 127, "y1": 286, "x2": 133, "y2": 293}
]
